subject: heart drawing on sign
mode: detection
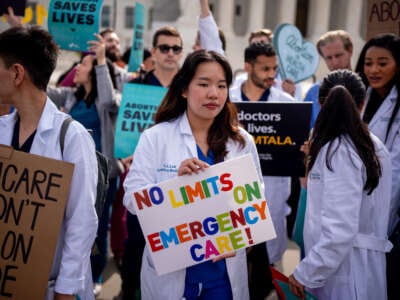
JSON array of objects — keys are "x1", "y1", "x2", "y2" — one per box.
[{"x1": 273, "y1": 24, "x2": 319, "y2": 83}]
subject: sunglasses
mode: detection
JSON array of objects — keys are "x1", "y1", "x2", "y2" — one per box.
[{"x1": 156, "y1": 44, "x2": 183, "y2": 54}]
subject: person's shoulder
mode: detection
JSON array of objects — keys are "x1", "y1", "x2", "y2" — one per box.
[
  {"x1": 237, "y1": 126, "x2": 252, "y2": 138},
  {"x1": 304, "y1": 82, "x2": 321, "y2": 98},
  {"x1": 370, "y1": 132, "x2": 390, "y2": 156},
  {"x1": 142, "y1": 117, "x2": 180, "y2": 138},
  {"x1": 270, "y1": 86, "x2": 294, "y2": 101},
  {"x1": 229, "y1": 84, "x2": 242, "y2": 102}
]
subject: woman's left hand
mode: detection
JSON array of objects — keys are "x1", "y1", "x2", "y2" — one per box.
[
  {"x1": 178, "y1": 157, "x2": 209, "y2": 175},
  {"x1": 88, "y1": 34, "x2": 106, "y2": 65},
  {"x1": 212, "y1": 251, "x2": 236, "y2": 262},
  {"x1": 288, "y1": 274, "x2": 305, "y2": 299}
]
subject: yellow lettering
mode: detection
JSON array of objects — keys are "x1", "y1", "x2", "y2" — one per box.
[
  {"x1": 169, "y1": 190, "x2": 184, "y2": 208},
  {"x1": 215, "y1": 235, "x2": 232, "y2": 253}
]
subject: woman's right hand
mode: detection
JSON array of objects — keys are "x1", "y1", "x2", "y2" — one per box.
[
  {"x1": 178, "y1": 157, "x2": 209, "y2": 175},
  {"x1": 300, "y1": 140, "x2": 310, "y2": 156},
  {"x1": 4, "y1": 6, "x2": 22, "y2": 27}
]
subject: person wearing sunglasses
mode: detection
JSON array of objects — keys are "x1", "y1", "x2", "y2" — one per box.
[{"x1": 129, "y1": 26, "x2": 183, "y2": 88}]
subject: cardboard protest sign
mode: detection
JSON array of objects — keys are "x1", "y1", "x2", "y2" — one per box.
[
  {"x1": 127, "y1": 2, "x2": 145, "y2": 73},
  {"x1": 0, "y1": 0, "x2": 27, "y2": 16},
  {"x1": 366, "y1": 0, "x2": 400, "y2": 40},
  {"x1": 235, "y1": 102, "x2": 311, "y2": 176},
  {"x1": 114, "y1": 83, "x2": 167, "y2": 158},
  {"x1": 48, "y1": 0, "x2": 103, "y2": 51},
  {"x1": 130, "y1": 154, "x2": 276, "y2": 275},
  {"x1": 0, "y1": 145, "x2": 74, "y2": 300},
  {"x1": 273, "y1": 23, "x2": 319, "y2": 83}
]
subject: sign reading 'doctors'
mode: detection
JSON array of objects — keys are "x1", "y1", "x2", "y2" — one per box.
[
  {"x1": 131, "y1": 154, "x2": 276, "y2": 275},
  {"x1": 48, "y1": 0, "x2": 103, "y2": 51},
  {"x1": 114, "y1": 83, "x2": 167, "y2": 158},
  {"x1": 235, "y1": 102, "x2": 311, "y2": 176},
  {"x1": 0, "y1": 145, "x2": 74, "y2": 300}
]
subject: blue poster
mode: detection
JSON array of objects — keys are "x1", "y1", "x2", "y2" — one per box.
[
  {"x1": 48, "y1": 0, "x2": 103, "y2": 51},
  {"x1": 115, "y1": 83, "x2": 167, "y2": 158},
  {"x1": 273, "y1": 23, "x2": 319, "y2": 83},
  {"x1": 128, "y1": 2, "x2": 146, "y2": 72}
]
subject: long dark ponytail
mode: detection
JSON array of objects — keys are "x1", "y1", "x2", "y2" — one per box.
[{"x1": 309, "y1": 72, "x2": 381, "y2": 194}]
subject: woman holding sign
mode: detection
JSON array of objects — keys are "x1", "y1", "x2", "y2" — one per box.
[
  {"x1": 288, "y1": 70, "x2": 392, "y2": 299},
  {"x1": 123, "y1": 50, "x2": 263, "y2": 300}
]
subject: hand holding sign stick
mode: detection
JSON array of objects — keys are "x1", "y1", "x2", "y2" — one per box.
[
  {"x1": 3, "y1": 6, "x2": 23, "y2": 27},
  {"x1": 87, "y1": 33, "x2": 106, "y2": 65}
]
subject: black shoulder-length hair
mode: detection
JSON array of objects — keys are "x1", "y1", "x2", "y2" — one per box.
[
  {"x1": 309, "y1": 71, "x2": 381, "y2": 194},
  {"x1": 74, "y1": 55, "x2": 117, "y2": 107},
  {"x1": 154, "y1": 49, "x2": 245, "y2": 162}
]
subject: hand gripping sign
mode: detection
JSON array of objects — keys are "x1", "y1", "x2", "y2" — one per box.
[{"x1": 130, "y1": 154, "x2": 276, "y2": 275}]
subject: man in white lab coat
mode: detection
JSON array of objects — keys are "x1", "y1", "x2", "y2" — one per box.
[{"x1": 0, "y1": 25, "x2": 98, "y2": 300}]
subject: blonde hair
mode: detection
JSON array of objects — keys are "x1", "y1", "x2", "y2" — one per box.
[{"x1": 316, "y1": 30, "x2": 353, "y2": 56}]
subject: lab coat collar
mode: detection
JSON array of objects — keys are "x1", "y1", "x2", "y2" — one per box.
[
  {"x1": 33, "y1": 98, "x2": 58, "y2": 149},
  {"x1": 178, "y1": 112, "x2": 198, "y2": 157},
  {"x1": 365, "y1": 86, "x2": 398, "y2": 128},
  {"x1": 0, "y1": 111, "x2": 17, "y2": 145}
]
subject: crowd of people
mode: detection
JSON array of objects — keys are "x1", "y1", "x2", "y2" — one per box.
[{"x1": 1, "y1": 1, "x2": 399, "y2": 300}]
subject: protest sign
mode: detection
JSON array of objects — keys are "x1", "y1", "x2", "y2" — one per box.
[
  {"x1": 235, "y1": 102, "x2": 311, "y2": 176},
  {"x1": 0, "y1": 0, "x2": 27, "y2": 16},
  {"x1": 273, "y1": 23, "x2": 319, "y2": 83},
  {"x1": 127, "y1": 2, "x2": 145, "y2": 72},
  {"x1": 366, "y1": 0, "x2": 400, "y2": 39},
  {"x1": 48, "y1": 0, "x2": 103, "y2": 51},
  {"x1": 130, "y1": 154, "x2": 276, "y2": 275},
  {"x1": 114, "y1": 83, "x2": 167, "y2": 158},
  {"x1": 0, "y1": 145, "x2": 74, "y2": 300}
]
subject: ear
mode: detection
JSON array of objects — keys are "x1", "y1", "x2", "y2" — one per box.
[
  {"x1": 348, "y1": 45, "x2": 353, "y2": 56},
  {"x1": 181, "y1": 90, "x2": 187, "y2": 98},
  {"x1": 13, "y1": 63, "x2": 25, "y2": 86},
  {"x1": 244, "y1": 62, "x2": 251, "y2": 73},
  {"x1": 151, "y1": 47, "x2": 157, "y2": 56}
]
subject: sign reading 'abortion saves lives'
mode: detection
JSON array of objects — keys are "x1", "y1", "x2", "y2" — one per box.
[
  {"x1": 114, "y1": 83, "x2": 167, "y2": 158},
  {"x1": 48, "y1": 0, "x2": 103, "y2": 51},
  {"x1": 130, "y1": 154, "x2": 276, "y2": 275}
]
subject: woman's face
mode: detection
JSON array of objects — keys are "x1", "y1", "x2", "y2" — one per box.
[
  {"x1": 74, "y1": 55, "x2": 94, "y2": 85},
  {"x1": 364, "y1": 46, "x2": 398, "y2": 95},
  {"x1": 183, "y1": 61, "x2": 228, "y2": 126}
]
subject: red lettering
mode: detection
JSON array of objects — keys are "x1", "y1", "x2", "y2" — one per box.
[
  {"x1": 220, "y1": 173, "x2": 233, "y2": 191},
  {"x1": 147, "y1": 232, "x2": 163, "y2": 252}
]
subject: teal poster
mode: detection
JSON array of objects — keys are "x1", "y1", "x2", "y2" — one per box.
[
  {"x1": 115, "y1": 83, "x2": 167, "y2": 158},
  {"x1": 273, "y1": 23, "x2": 319, "y2": 83},
  {"x1": 128, "y1": 2, "x2": 146, "y2": 72},
  {"x1": 48, "y1": 0, "x2": 103, "y2": 51}
]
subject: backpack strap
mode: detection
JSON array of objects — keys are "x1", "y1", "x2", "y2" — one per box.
[{"x1": 60, "y1": 117, "x2": 74, "y2": 156}]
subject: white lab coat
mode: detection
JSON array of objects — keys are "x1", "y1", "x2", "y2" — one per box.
[
  {"x1": 123, "y1": 112, "x2": 263, "y2": 300},
  {"x1": 0, "y1": 99, "x2": 98, "y2": 299},
  {"x1": 230, "y1": 84, "x2": 293, "y2": 263},
  {"x1": 294, "y1": 134, "x2": 392, "y2": 300},
  {"x1": 362, "y1": 86, "x2": 400, "y2": 235}
]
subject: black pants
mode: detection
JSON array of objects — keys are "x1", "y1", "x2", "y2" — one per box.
[
  {"x1": 121, "y1": 213, "x2": 145, "y2": 300},
  {"x1": 247, "y1": 242, "x2": 273, "y2": 300},
  {"x1": 387, "y1": 221, "x2": 400, "y2": 300}
]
